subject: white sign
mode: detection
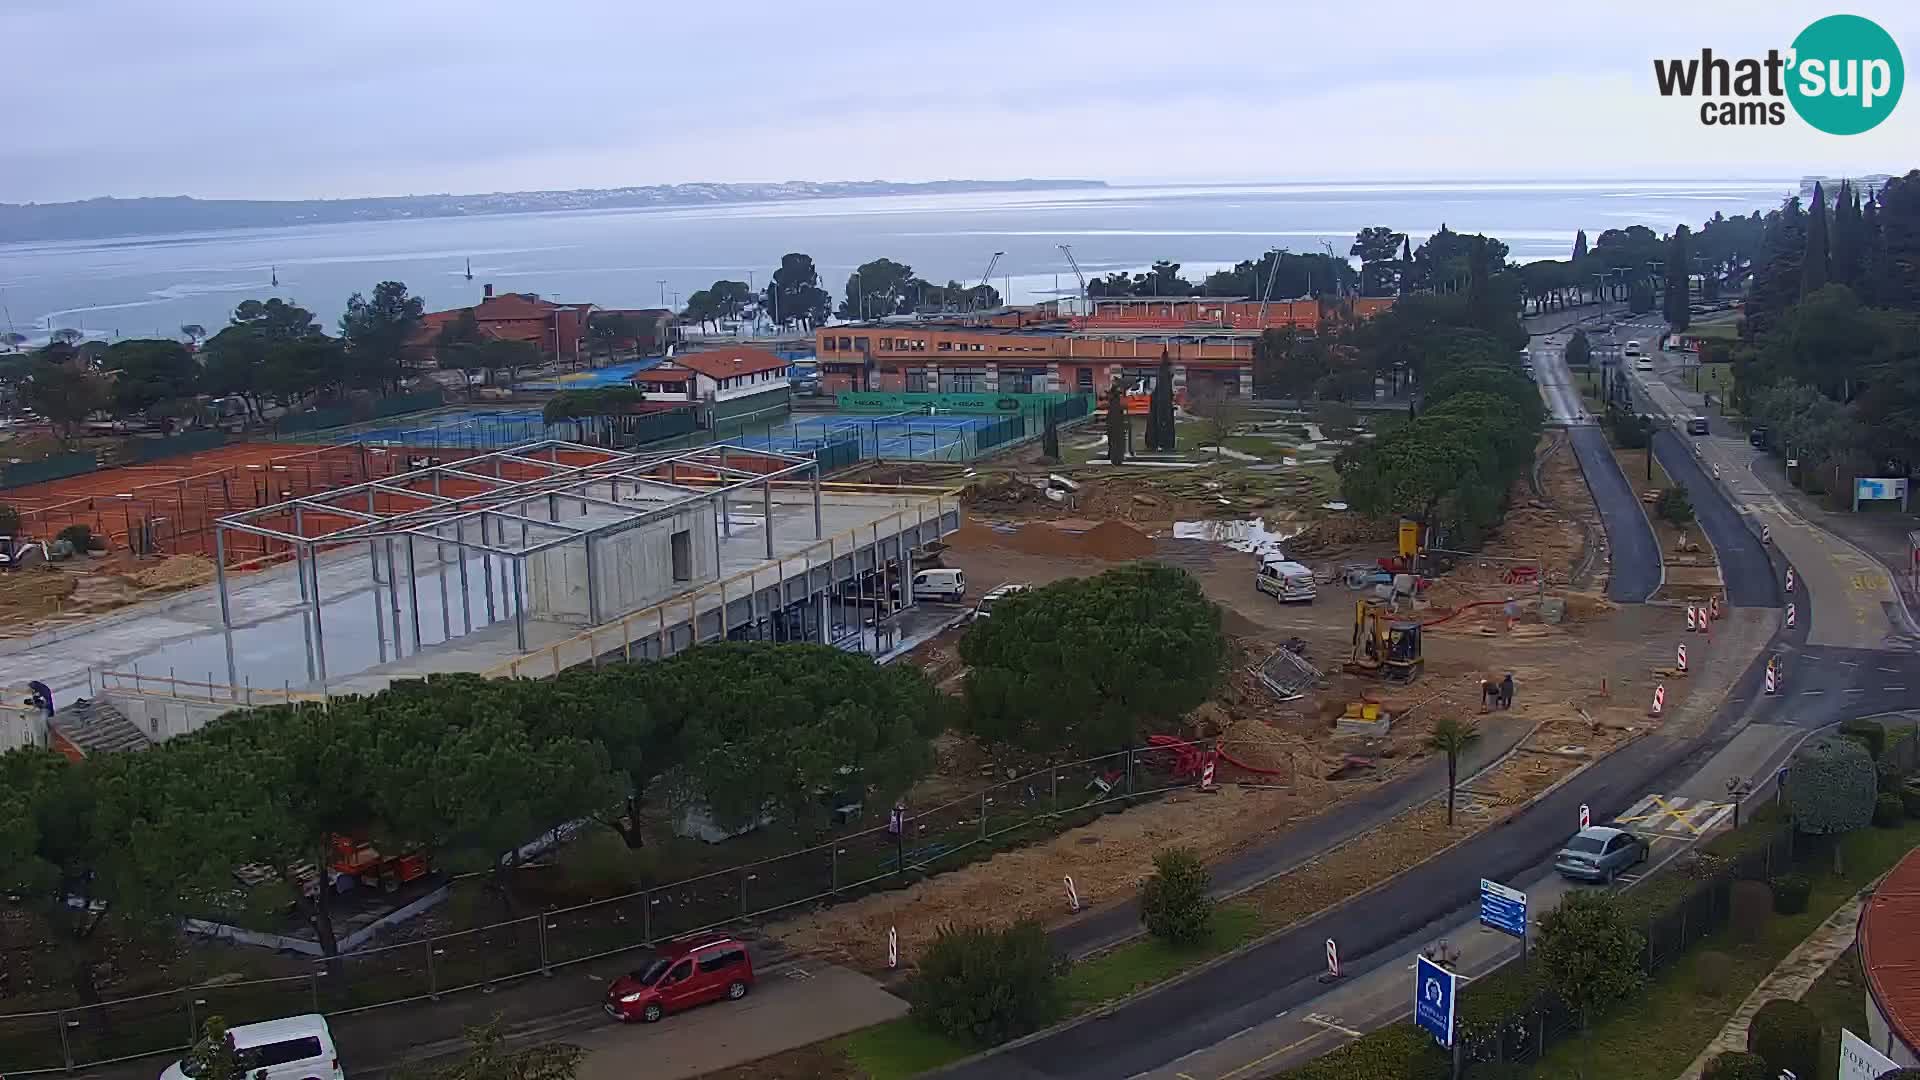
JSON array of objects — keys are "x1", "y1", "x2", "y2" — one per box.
[
  {"x1": 1841, "y1": 1029, "x2": 1898, "y2": 1080},
  {"x1": 1856, "y1": 477, "x2": 1910, "y2": 502}
]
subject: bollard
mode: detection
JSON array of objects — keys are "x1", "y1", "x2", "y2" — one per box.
[
  {"x1": 887, "y1": 926, "x2": 899, "y2": 970},
  {"x1": 1065, "y1": 875, "x2": 1081, "y2": 913},
  {"x1": 1676, "y1": 643, "x2": 1688, "y2": 674},
  {"x1": 1649, "y1": 684, "x2": 1666, "y2": 717},
  {"x1": 1765, "y1": 665, "x2": 1778, "y2": 695},
  {"x1": 1786, "y1": 602, "x2": 1797, "y2": 629},
  {"x1": 1786, "y1": 567, "x2": 1795, "y2": 593},
  {"x1": 1686, "y1": 606, "x2": 1698, "y2": 632}
]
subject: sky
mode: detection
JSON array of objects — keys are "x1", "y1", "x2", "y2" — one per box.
[{"x1": 2, "y1": 0, "x2": 1916, "y2": 203}]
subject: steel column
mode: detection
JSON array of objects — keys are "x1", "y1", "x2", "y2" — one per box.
[
  {"x1": 308, "y1": 543, "x2": 329, "y2": 685},
  {"x1": 404, "y1": 535, "x2": 422, "y2": 649},
  {"x1": 385, "y1": 538, "x2": 405, "y2": 655},
  {"x1": 512, "y1": 559, "x2": 527, "y2": 652},
  {"x1": 762, "y1": 478, "x2": 774, "y2": 559},
  {"x1": 368, "y1": 539, "x2": 388, "y2": 664},
  {"x1": 812, "y1": 461, "x2": 822, "y2": 538}
]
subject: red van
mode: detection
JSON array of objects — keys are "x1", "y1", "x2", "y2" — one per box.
[{"x1": 604, "y1": 934, "x2": 754, "y2": 1023}]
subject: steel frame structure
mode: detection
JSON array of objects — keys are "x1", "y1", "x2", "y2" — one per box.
[{"x1": 210, "y1": 439, "x2": 825, "y2": 690}]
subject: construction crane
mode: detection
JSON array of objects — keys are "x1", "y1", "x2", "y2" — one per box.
[
  {"x1": 974, "y1": 251, "x2": 1004, "y2": 312},
  {"x1": 1057, "y1": 243, "x2": 1089, "y2": 316},
  {"x1": 1255, "y1": 247, "x2": 1283, "y2": 329}
]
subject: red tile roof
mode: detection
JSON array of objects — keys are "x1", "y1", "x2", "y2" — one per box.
[
  {"x1": 1862, "y1": 844, "x2": 1920, "y2": 1057},
  {"x1": 671, "y1": 347, "x2": 790, "y2": 380}
]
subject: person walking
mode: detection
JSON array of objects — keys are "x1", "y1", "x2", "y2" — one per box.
[{"x1": 1499, "y1": 672, "x2": 1515, "y2": 710}]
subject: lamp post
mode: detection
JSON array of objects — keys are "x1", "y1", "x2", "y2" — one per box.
[{"x1": 889, "y1": 800, "x2": 906, "y2": 877}]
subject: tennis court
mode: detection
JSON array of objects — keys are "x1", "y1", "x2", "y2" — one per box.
[
  {"x1": 321, "y1": 407, "x2": 559, "y2": 450},
  {"x1": 729, "y1": 411, "x2": 1000, "y2": 462}
]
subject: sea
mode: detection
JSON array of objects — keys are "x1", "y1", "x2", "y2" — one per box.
[{"x1": 0, "y1": 179, "x2": 1795, "y2": 344}]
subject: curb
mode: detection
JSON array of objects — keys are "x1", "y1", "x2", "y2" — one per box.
[{"x1": 924, "y1": 727, "x2": 1639, "y2": 1078}]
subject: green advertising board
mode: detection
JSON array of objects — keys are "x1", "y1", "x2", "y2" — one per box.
[{"x1": 835, "y1": 391, "x2": 1082, "y2": 415}]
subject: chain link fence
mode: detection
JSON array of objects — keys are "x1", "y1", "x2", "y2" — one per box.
[{"x1": 0, "y1": 736, "x2": 1225, "y2": 1075}]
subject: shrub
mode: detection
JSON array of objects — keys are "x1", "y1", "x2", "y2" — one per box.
[
  {"x1": 908, "y1": 920, "x2": 1063, "y2": 1047},
  {"x1": 0, "y1": 504, "x2": 19, "y2": 536},
  {"x1": 1138, "y1": 847, "x2": 1214, "y2": 947},
  {"x1": 1702, "y1": 1050, "x2": 1772, "y2": 1080},
  {"x1": 1879, "y1": 759, "x2": 1908, "y2": 795},
  {"x1": 1747, "y1": 998, "x2": 1820, "y2": 1080},
  {"x1": 556, "y1": 829, "x2": 649, "y2": 898},
  {"x1": 1695, "y1": 950, "x2": 1734, "y2": 997},
  {"x1": 1788, "y1": 737, "x2": 1877, "y2": 836},
  {"x1": 1730, "y1": 880, "x2": 1772, "y2": 943},
  {"x1": 1901, "y1": 779, "x2": 1920, "y2": 819},
  {"x1": 1843, "y1": 718, "x2": 1888, "y2": 760},
  {"x1": 1657, "y1": 485, "x2": 1696, "y2": 526},
  {"x1": 1875, "y1": 794, "x2": 1905, "y2": 828},
  {"x1": 56, "y1": 523, "x2": 96, "y2": 551},
  {"x1": 1538, "y1": 890, "x2": 1646, "y2": 1024},
  {"x1": 1770, "y1": 873, "x2": 1812, "y2": 915}
]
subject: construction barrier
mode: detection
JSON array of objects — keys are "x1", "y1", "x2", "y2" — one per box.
[
  {"x1": 1786, "y1": 602, "x2": 1797, "y2": 629},
  {"x1": 1650, "y1": 684, "x2": 1666, "y2": 716},
  {"x1": 1686, "y1": 606, "x2": 1698, "y2": 632},
  {"x1": 1785, "y1": 567, "x2": 1795, "y2": 593},
  {"x1": 1676, "y1": 643, "x2": 1688, "y2": 673}
]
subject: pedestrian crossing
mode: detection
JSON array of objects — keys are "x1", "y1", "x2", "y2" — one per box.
[{"x1": 1614, "y1": 793, "x2": 1734, "y2": 839}]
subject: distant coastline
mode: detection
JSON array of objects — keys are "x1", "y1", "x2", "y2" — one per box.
[{"x1": 0, "y1": 179, "x2": 1109, "y2": 244}]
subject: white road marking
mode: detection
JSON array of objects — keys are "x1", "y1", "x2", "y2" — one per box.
[
  {"x1": 1886, "y1": 686, "x2": 1908, "y2": 692},
  {"x1": 1303, "y1": 1013, "x2": 1364, "y2": 1038}
]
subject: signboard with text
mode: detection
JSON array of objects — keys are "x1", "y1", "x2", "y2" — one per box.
[
  {"x1": 1840, "y1": 1028, "x2": 1898, "y2": 1080},
  {"x1": 1478, "y1": 879, "x2": 1528, "y2": 939},
  {"x1": 1855, "y1": 477, "x2": 1911, "y2": 512},
  {"x1": 1414, "y1": 955, "x2": 1457, "y2": 1048}
]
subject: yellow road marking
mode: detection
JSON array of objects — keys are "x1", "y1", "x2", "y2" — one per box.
[
  {"x1": 1646, "y1": 794, "x2": 1729, "y2": 836},
  {"x1": 1214, "y1": 1028, "x2": 1338, "y2": 1080}
]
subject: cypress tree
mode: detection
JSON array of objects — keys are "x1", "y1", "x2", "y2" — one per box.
[
  {"x1": 1149, "y1": 351, "x2": 1176, "y2": 451},
  {"x1": 1862, "y1": 189, "x2": 1884, "y2": 306},
  {"x1": 1105, "y1": 380, "x2": 1128, "y2": 465},
  {"x1": 1830, "y1": 180, "x2": 1862, "y2": 288},
  {"x1": 1572, "y1": 230, "x2": 1589, "y2": 261},
  {"x1": 1399, "y1": 234, "x2": 1413, "y2": 297},
  {"x1": 1803, "y1": 181, "x2": 1830, "y2": 294},
  {"x1": 1665, "y1": 225, "x2": 1692, "y2": 329}
]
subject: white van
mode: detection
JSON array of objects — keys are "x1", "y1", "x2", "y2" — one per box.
[
  {"x1": 1255, "y1": 558, "x2": 1317, "y2": 603},
  {"x1": 161, "y1": 1014, "x2": 345, "y2": 1080},
  {"x1": 911, "y1": 568, "x2": 966, "y2": 601},
  {"x1": 1623, "y1": 339, "x2": 1643, "y2": 358}
]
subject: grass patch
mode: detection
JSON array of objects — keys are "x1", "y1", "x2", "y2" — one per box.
[
  {"x1": 836, "y1": 1017, "x2": 973, "y2": 1080},
  {"x1": 1527, "y1": 818, "x2": 1920, "y2": 1079},
  {"x1": 1062, "y1": 904, "x2": 1264, "y2": 1009},
  {"x1": 1799, "y1": 945, "x2": 1870, "y2": 1080}
]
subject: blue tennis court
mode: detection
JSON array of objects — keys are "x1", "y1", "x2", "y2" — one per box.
[
  {"x1": 729, "y1": 412, "x2": 999, "y2": 462},
  {"x1": 316, "y1": 407, "x2": 565, "y2": 450}
]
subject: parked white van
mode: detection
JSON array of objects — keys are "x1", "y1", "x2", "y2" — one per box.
[
  {"x1": 1254, "y1": 557, "x2": 1317, "y2": 603},
  {"x1": 161, "y1": 1014, "x2": 345, "y2": 1080},
  {"x1": 911, "y1": 568, "x2": 966, "y2": 601}
]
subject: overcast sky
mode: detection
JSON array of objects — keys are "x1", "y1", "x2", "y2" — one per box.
[{"x1": 3, "y1": 0, "x2": 1915, "y2": 203}]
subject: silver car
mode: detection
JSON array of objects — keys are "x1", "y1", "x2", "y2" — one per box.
[{"x1": 1554, "y1": 826, "x2": 1648, "y2": 883}]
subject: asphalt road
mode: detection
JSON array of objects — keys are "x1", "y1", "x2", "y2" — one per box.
[
  {"x1": 1527, "y1": 319, "x2": 1661, "y2": 604},
  {"x1": 1652, "y1": 428, "x2": 1777, "y2": 608}
]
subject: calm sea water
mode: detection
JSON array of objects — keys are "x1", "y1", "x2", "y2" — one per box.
[{"x1": 0, "y1": 179, "x2": 1793, "y2": 343}]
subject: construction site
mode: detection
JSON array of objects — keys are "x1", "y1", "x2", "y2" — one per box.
[{"x1": 759, "y1": 414, "x2": 1741, "y2": 971}]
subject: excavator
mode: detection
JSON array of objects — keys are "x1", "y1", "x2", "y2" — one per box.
[{"x1": 1345, "y1": 599, "x2": 1424, "y2": 683}]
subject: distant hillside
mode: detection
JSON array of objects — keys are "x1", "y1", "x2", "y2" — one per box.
[{"x1": 0, "y1": 179, "x2": 1109, "y2": 244}]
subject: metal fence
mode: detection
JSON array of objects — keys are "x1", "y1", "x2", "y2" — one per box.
[
  {"x1": 1450, "y1": 826, "x2": 1799, "y2": 1073},
  {"x1": 0, "y1": 736, "x2": 1232, "y2": 1075}
]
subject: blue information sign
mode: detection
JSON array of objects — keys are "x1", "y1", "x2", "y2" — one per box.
[
  {"x1": 1478, "y1": 878, "x2": 1527, "y2": 939},
  {"x1": 1414, "y1": 954, "x2": 1457, "y2": 1047}
]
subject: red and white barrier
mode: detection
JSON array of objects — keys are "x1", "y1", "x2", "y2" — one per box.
[
  {"x1": 1199, "y1": 752, "x2": 1218, "y2": 792},
  {"x1": 1686, "y1": 606, "x2": 1698, "y2": 632},
  {"x1": 1676, "y1": 643, "x2": 1688, "y2": 673},
  {"x1": 1065, "y1": 876, "x2": 1081, "y2": 913},
  {"x1": 1786, "y1": 567, "x2": 1795, "y2": 593},
  {"x1": 1326, "y1": 938, "x2": 1340, "y2": 979},
  {"x1": 1649, "y1": 684, "x2": 1666, "y2": 716},
  {"x1": 1579, "y1": 803, "x2": 1591, "y2": 829},
  {"x1": 888, "y1": 926, "x2": 899, "y2": 969},
  {"x1": 1762, "y1": 523, "x2": 1772, "y2": 545},
  {"x1": 1785, "y1": 602, "x2": 1797, "y2": 629},
  {"x1": 1765, "y1": 664, "x2": 1778, "y2": 695},
  {"x1": 1709, "y1": 595, "x2": 1721, "y2": 620}
]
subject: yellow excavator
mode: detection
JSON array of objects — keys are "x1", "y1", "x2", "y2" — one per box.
[{"x1": 1345, "y1": 599, "x2": 1424, "y2": 683}]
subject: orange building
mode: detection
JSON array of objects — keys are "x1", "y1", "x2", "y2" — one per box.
[
  {"x1": 812, "y1": 295, "x2": 1393, "y2": 400},
  {"x1": 414, "y1": 285, "x2": 674, "y2": 367}
]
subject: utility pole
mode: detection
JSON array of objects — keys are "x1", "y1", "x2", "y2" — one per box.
[{"x1": 657, "y1": 280, "x2": 667, "y2": 307}]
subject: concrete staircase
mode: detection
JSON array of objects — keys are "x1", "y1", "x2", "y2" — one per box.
[{"x1": 46, "y1": 697, "x2": 151, "y2": 759}]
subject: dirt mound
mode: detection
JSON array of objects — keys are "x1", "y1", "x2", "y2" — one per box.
[
  {"x1": 943, "y1": 523, "x2": 1004, "y2": 550},
  {"x1": 1559, "y1": 590, "x2": 1615, "y2": 621},
  {"x1": 129, "y1": 555, "x2": 215, "y2": 590},
  {"x1": 1006, "y1": 524, "x2": 1083, "y2": 557},
  {"x1": 1287, "y1": 513, "x2": 1396, "y2": 556},
  {"x1": 1081, "y1": 520, "x2": 1155, "y2": 561}
]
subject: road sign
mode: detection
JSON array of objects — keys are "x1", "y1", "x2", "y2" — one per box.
[
  {"x1": 1326, "y1": 938, "x2": 1340, "y2": 979},
  {"x1": 1579, "y1": 803, "x2": 1590, "y2": 829},
  {"x1": 1414, "y1": 954, "x2": 1457, "y2": 1048},
  {"x1": 1478, "y1": 879, "x2": 1527, "y2": 939}
]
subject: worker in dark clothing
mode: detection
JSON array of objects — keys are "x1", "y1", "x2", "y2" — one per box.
[{"x1": 1499, "y1": 673, "x2": 1515, "y2": 710}]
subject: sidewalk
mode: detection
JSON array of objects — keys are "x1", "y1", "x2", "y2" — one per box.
[{"x1": 1674, "y1": 880, "x2": 1880, "y2": 1080}]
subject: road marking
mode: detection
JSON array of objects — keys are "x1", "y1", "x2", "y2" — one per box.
[
  {"x1": 1303, "y1": 1013, "x2": 1364, "y2": 1037},
  {"x1": 1618, "y1": 794, "x2": 1734, "y2": 837},
  {"x1": 1847, "y1": 688, "x2": 1867, "y2": 693},
  {"x1": 1841, "y1": 660, "x2": 1860, "y2": 667},
  {"x1": 1802, "y1": 690, "x2": 1825, "y2": 696},
  {"x1": 1887, "y1": 686, "x2": 1908, "y2": 692},
  {"x1": 1213, "y1": 1029, "x2": 1338, "y2": 1080},
  {"x1": 1879, "y1": 666, "x2": 1900, "y2": 673}
]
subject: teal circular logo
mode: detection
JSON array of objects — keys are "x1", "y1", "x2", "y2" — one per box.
[{"x1": 1787, "y1": 15, "x2": 1904, "y2": 135}]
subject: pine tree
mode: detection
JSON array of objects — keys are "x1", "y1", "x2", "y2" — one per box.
[
  {"x1": 1105, "y1": 381, "x2": 1128, "y2": 465},
  {"x1": 1748, "y1": 197, "x2": 1806, "y2": 338},
  {"x1": 1572, "y1": 230, "x2": 1589, "y2": 261},
  {"x1": 1803, "y1": 181, "x2": 1830, "y2": 294},
  {"x1": 1148, "y1": 351, "x2": 1176, "y2": 451},
  {"x1": 1878, "y1": 173, "x2": 1920, "y2": 310}
]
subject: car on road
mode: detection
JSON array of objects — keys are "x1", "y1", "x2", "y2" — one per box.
[
  {"x1": 972, "y1": 583, "x2": 1031, "y2": 619},
  {"x1": 1554, "y1": 825, "x2": 1648, "y2": 883},
  {"x1": 605, "y1": 934, "x2": 754, "y2": 1023},
  {"x1": 1254, "y1": 556, "x2": 1317, "y2": 603},
  {"x1": 1687, "y1": 416, "x2": 1710, "y2": 436},
  {"x1": 160, "y1": 1014, "x2": 344, "y2": 1080},
  {"x1": 1624, "y1": 339, "x2": 1642, "y2": 358}
]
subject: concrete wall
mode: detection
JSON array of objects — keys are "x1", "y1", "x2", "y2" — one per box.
[
  {"x1": 109, "y1": 691, "x2": 239, "y2": 741},
  {"x1": 526, "y1": 501, "x2": 720, "y2": 625},
  {"x1": 1866, "y1": 991, "x2": 1920, "y2": 1067},
  {"x1": 0, "y1": 705, "x2": 47, "y2": 752}
]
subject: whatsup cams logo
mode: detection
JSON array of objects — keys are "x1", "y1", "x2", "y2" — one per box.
[{"x1": 1653, "y1": 14, "x2": 1904, "y2": 133}]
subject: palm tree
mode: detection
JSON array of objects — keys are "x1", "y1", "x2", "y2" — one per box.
[{"x1": 1427, "y1": 717, "x2": 1480, "y2": 826}]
